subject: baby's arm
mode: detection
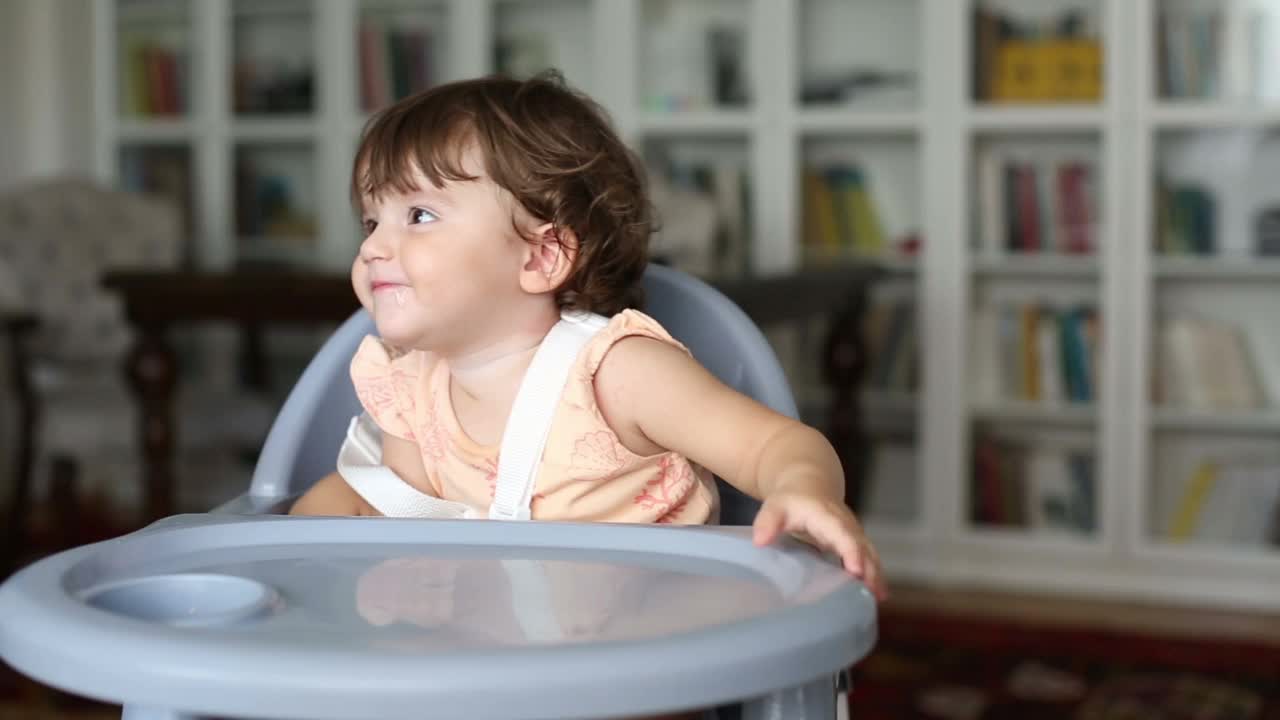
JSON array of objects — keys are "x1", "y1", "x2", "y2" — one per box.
[
  {"x1": 595, "y1": 336, "x2": 886, "y2": 599},
  {"x1": 288, "y1": 434, "x2": 429, "y2": 517},
  {"x1": 289, "y1": 472, "x2": 379, "y2": 516}
]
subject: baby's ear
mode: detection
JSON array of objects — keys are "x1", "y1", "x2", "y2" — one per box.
[{"x1": 520, "y1": 222, "x2": 578, "y2": 295}]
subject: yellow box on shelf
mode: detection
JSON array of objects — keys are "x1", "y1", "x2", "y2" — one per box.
[{"x1": 991, "y1": 40, "x2": 1103, "y2": 103}]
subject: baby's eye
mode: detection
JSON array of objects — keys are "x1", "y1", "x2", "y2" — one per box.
[
  {"x1": 361, "y1": 218, "x2": 377, "y2": 237},
  {"x1": 409, "y1": 207, "x2": 438, "y2": 225}
]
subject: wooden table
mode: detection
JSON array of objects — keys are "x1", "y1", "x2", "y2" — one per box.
[
  {"x1": 102, "y1": 264, "x2": 880, "y2": 524},
  {"x1": 102, "y1": 271, "x2": 359, "y2": 522}
]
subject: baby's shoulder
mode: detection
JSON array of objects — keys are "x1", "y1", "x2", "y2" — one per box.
[
  {"x1": 581, "y1": 312, "x2": 697, "y2": 435},
  {"x1": 581, "y1": 310, "x2": 688, "y2": 376}
]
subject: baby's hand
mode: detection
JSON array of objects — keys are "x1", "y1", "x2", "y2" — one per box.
[{"x1": 752, "y1": 492, "x2": 887, "y2": 602}]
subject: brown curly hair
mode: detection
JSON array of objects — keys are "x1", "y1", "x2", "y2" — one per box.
[{"x1": 351, "y1": 71, "x2": 651, "y2": 315}]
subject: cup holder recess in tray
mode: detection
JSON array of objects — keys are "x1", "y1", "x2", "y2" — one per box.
[{"x1": 80, "y1": 573, "x2": 280, "y2": 627}]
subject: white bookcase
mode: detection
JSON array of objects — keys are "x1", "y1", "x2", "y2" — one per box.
[{"x1": 91, "y1": 0, "x2": 1280, "y2": 610}]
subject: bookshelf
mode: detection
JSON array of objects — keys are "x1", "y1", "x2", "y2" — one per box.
[
  {"x1": 90, "y1": 0, "x2": 1280, "y2": 609},
  {"x1": 1136, "y1": 0, "x2": 1280, "y2": 595}
]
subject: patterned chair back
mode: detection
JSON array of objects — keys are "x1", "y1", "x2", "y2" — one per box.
[{"x1": 0, "y1": 178, "x2": 181, "y2": 364}]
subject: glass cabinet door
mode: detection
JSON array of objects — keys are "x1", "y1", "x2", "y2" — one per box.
[
  {"x1": 357, "y1": 0, "x2": 451, "y2": 112},
  {"x1": 232, "y1": 0, "x2": 316, "y2": 116},
  {"x1": 639, "y1": 0, "x2": 752, "y2": 113},
  {"x1": 116, "y1": 0, "x2": 194, "y2": 118}
]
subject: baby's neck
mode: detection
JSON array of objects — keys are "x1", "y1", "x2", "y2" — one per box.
[{"x1": 444, "y1": 313, "x2": 558, "y2": 409}]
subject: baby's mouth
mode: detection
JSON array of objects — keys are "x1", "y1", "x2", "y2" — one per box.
[{"x1": 372, "y1": 283, "x2": 410, "y2": 307}]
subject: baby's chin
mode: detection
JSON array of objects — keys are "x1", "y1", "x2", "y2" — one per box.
[
  {"x1": 379, "y1": 334, "x2": 432, "y2": 354},
  {"x1": 372, "y1": 317, "x2": 429, "y2": 351},
  {"x1": 380, "y1": 325, "x2": 458, "y2": 356}
]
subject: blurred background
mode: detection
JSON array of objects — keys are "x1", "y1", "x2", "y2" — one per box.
[{"x1": 1, "y1": 0, "x2": 1278, "y2": 717}]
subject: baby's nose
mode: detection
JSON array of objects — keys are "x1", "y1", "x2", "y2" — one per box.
[{"x1": 359, "y1": 227, "x2": 392, "y2": 262}]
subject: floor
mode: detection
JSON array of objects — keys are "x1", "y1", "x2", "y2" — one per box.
[{"x1": 887, "y1": 581, "x2": 1280, "y2": 646}]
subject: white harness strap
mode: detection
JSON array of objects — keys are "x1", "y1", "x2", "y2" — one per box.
[
  {"x1": 490, "y1": 311, "x2": 607, "y2": 642},
  {"x1": 488, "y1": 310, "x2": 609, "y2": 520},
  {"x1": 337, "y1": 413, "x2": 478, "y2": 519}
]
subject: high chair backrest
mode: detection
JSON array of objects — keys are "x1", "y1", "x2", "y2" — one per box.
[{"x1": 250, "y1": 263, "x2": 798, "y2": 525}]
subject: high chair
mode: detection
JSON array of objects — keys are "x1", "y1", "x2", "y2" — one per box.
[{"x1": 0, "y1": 264, "x2": 877, "y2": 720}]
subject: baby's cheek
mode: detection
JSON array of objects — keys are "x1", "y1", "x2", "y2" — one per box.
[{"x1": 351, "y1": 258, "x2": 373, "y2": 311}]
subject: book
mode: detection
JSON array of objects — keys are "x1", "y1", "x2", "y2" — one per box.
[
  {"x1": 1156, "y1": 315, "x2": 1264, "y2": 411},
  {"x1": 976, "y1": 3, "x2": 1103, "y2": 103},
  {"x1": 1168, "y1": 459, "x2": 1280, "y2": 545},
  {"x1": 975, "y1": 300, "x2": 1099, "y2": 405},
  {"x1": 803, "y1": 163, "x2": 891, "y2": 261},
  {"x1": 971, "y1": 433, "x2": 1095, "y2": 533},
  {"x1": 1158, "y1": 9, "x2": 1223, "y2": 100},
  {"x1": 359, "y1": 20, "x2": 438, "y2": 110},
  {"x1": 974, "y1": 147, "x2": 1097, "y2": 257},
  {"x1": 1168, "y1": 460, "x2": 1219, "y2": 540},
  {"x1": 860, "y1": 295, "x2": 920, "y2": 394},
  {"x1": 1155, "y1": 180, "x2": 1216, "y2": 255}
]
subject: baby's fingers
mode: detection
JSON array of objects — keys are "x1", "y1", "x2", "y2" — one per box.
[
  {"x1": 857, "y1": 547, "x2": 888, "y2": 601},
  {"x1": 752, "y1": 502, "x2": 787, "y2": 546},
  {"x1": 809, "y1": 516, "x2": 889, "y2": 599},
  {"x1": 845, "y1": 539, "x2": 887, "y2": 601},
  {"x1": 808, "y1": 514, "x2": 864, "y2": 574}
]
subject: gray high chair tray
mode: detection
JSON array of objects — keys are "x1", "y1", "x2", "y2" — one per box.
[{"x1": 0, "y1": 513, "x2": 876, "y2": 720}]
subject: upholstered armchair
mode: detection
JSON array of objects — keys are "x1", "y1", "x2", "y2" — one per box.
[{"x1": 0, "y1": 179, "x2": 273, "y2": 570}]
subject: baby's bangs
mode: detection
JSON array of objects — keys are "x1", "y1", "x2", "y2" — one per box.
[{"x1": 350, "y1": 103, "x2": 480, "y2": 211}]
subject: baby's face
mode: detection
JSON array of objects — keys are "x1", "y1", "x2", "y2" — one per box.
[{"x1": 352, "y1": 145, "x2": 530, "y2": 354}]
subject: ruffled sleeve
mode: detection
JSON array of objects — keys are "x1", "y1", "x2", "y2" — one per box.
[
  {"x1": 580, "y1": 309, "x2": 691, "y2": 377},
  {"x1": 349, "y1": 336, "x2": 425, "y2": 442}
]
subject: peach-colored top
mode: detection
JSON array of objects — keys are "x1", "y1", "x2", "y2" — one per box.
[{"x1": 349, "y1": 309, "x2": 717, "y2": 525}]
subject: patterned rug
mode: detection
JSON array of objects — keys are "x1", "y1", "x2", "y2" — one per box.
[
  {"x1": 850, "y1": 606, "x2": 1280, "y2": 719},
  {"x1": 0, "y1": 671, "x2": 117, "y2": 719}
]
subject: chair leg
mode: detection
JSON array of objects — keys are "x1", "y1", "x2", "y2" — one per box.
[
  {"x1": 741, "y1": 675, "x2": 837, "y2": 720},
  {"x1": 2, "y1": 431, "x2": 34, "y2": 574},
  {"x1": 1, "y1": 454, "x2": 78, "y2": 574},
  {"x1": 48, "y1": 455, "x2": 80, "y2": 550},
  {"x1": 835, "y1": 668, "x2": 851, "y2": 720},
  {"x1": 3, "y1": 328, "x2": 37, "y2": 576},
  {"x1": 2, "y1": 438, "x2": 32, "y2": 574}
]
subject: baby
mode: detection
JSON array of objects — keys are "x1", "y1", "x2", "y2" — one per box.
[
  {"x1": 289, "y1": 70, "x2": 884, "y2": 599},
  {"x1": 290, "y1": 69, "x2": 882, "y2": 719}
]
